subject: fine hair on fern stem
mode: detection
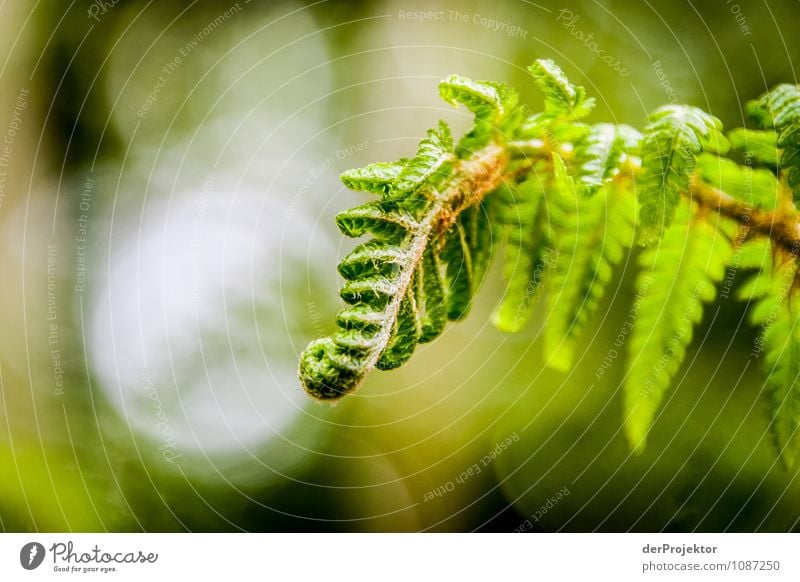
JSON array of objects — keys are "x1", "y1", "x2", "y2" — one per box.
[{"x1": 299, "y1": 58, "x2": 800, "y2": 468}]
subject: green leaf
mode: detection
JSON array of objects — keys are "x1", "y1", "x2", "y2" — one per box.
[
  {"x1": 493, "y1": 175, "x2": 555, "y2": 333},
  {"x1": 740, "y1": 235, "x2": 773, "y2": 264},
  {"x1": 415, "y1": 248, "x2": 447, "y2": 342},
  {"x1": 395, "y1": 120, "x2": 455, "y2": 193},
  {"x1": 738, "y1": 239, "x2": 800, "y2": 468},
  {"x1": 747, "y1": 84, "x2": 800, "y2": 127},
  {"x1": 439, "y1": 76, "x2": 521, "y2": 153},
  {"x1": 747, "y1": 84, "x2": 800, "y2": 204},
  {"x1": 760, "y1": 305, "x2": 800, "y2": 469},
  {"x1": 439, "y1": 76, "x2": 508, "y2": 121},
  {"x1": 552, "y1": 152, "x2": 579, "y2": 199},
  {"x1": 637, "y1": 105, "x2": 726, "y2": 245},
  {"x1": 528, "y1": 59, "x2": 595, "y2": 121},
  {"x1": 572, "y1": 123, "x2": 642, "y2": 196},
  {"x1": 625, "y1": 202, "x2": 733, "y2": 452},
  {"x1": 695, "y1": 152, "x2": 780, "y2": 210},
  {"x1": 544, "y1": 183, "x2": 637, "y2": 371},
  {"x1": 340, "y1": 160, "x2": 407, "y2": 195},
  {"x1": 376, "y1": 291, "x2": 420, "y2": 370},
  {"x1": 335, "y1": 200, "x2": 417, "y2": 240},
  {"x1": 728, "y1": 128, "x2": 780, "y2": 167},
  {"x1": 460, "y1": 199, "x2": 496, "y2": 285}
]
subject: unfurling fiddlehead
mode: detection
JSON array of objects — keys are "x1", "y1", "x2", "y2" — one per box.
[
  {"x1": 299, "y1": 79, "x2": 519, "y2": 399},
  {"x1": 299, "y1": 59, "x2": 800, "y2": 466}
]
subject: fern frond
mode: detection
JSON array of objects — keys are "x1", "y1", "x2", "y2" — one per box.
[
  {"x1": 340, "y1": 160, "x2": 407, "y2": 195},
  {"x1": 552, "y1": 152, "x2": 579, "y2": 199},
  {"x1": 695, "y1": 153, "x2": 780, "y2": 210},
  {"x1": 738, "y1": 238, "x2": 800, "y2": 467},
  {"x1": 394, "y1": 120, "x2": 454, "y2": 193},
  {"x1": 510, "y1": 121, "x2": 591, "y2": 155},
  {"x1": 747, "y1": 84, "x2": 800, "y2": 128},
  {"x1": 300, "y1": 122, "x2": 509, "y2": 398},
  {"x1": 572, "y1": 123, "x2": 641, "y2": 196},
  {"x1": 544, "y1": 182, "x2": 637, "y2": 371},
  {"x1": 637, "y1": 105, "x2": 728, "y2": 245},
  {"x1": 300, "y1": 67, "x2": 538, "y2": 398},
  {"x1": 760, "y1": 309, "x2": 800, "y2": 469},
  {"x1": 439, "y1": 76, "x2": 521, "y2": 153},
  {"x1": 439, "y1": 76, "x2": 512, "y2": 122},
  {"x1": 747, "y1": 84, "x2": 800, "y2": 204},
  {"x1": 491, "y1": 145, "x2": 623, "y2": 339},
  {"x1": 492, "y1": 174, "x2": 554, "y2": 333},
  {"x1": 301, "y1": 58, "x2": 800, "y2": 469},
  {"x1": 528, "y1": 59, "x2": 595, "y2": 121},
  {"x1": 460, "y1": 199, "x2": 496, "y2": 286},
  {"x1": 727, "y1": 128, "x2": 780, "y2": 167},
  {"x1": 625, "y1": 202, "x2": 734, "y2": 451}
]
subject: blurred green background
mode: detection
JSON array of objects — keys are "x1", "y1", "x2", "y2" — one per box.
[{"x1": 1, "y1": 0, "x2": 799, "y2": 532}]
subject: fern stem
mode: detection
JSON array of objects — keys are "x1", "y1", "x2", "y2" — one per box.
[
  {"x1": 688, "y1": 176, "x2": 800, "y2": 255},
  {"x1": 442, "y1": 144, "x2": 510, "y2": 222},
  {"x1": 618, "y1": 157, "x2": 800, "y2": 255},
  {"x1": 382, "y1": 144, "x2": 508, "y2": 345}
]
